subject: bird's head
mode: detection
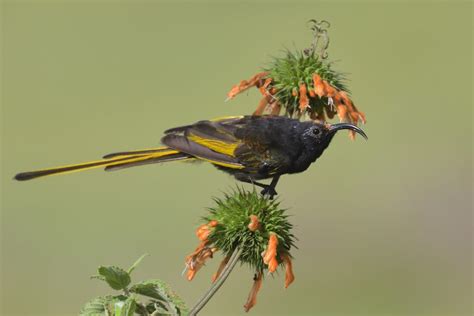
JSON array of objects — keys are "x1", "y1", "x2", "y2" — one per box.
[{"x1": 300, "y1": 121, "x2": 368, "y2": 160}]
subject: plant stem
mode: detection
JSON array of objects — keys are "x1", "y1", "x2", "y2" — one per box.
[{"x1": 189, "y1": 247, "x2": 242, "y2": 316}]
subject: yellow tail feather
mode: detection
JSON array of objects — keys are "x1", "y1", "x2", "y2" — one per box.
[{"x1": 14, "y1": 149, "x2": 180, "y2": 181}]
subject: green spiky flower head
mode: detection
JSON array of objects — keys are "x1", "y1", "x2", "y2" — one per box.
[
  {"x1": 265, "y1": 49, "x2": 348, "y2": 117},
  {"x1": 204, "y1": 188, "x2": 295, "y2": 272}
]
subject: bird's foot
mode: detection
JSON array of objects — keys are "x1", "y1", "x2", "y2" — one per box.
[{"x1": 260, "y1": 186, "x2": 277, "y2": 200}]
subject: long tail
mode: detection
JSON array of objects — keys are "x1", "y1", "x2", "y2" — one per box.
[{"x1": 14, "y1": 147, "x2": 193, "y2": 181}]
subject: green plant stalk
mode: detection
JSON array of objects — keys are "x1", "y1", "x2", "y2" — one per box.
[{"x1": 188, "y1": 246, "x2": 242, "y2": 316}]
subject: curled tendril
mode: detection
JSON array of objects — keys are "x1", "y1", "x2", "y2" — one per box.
[{"x1": 305, "y1": 19, "x2": 331, "y2": 59}]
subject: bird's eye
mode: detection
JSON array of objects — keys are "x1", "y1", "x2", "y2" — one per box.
[{"x1": 312, "y1": 128, "x2": 321, "y2": 136}]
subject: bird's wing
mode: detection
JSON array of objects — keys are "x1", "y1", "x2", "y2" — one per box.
[
  {"x1": 163, "y1": 116, "x2": 293, "y2": 175},
  {"x1": 220, "y1": 116, "x2": 296, "y2": 175},
  {"x1": 162, "y1": 117, "x2": 246, "y2": 170}
]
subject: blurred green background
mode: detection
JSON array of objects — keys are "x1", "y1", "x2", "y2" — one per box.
[{"x1": 1, "y1": 1, "x2": 472, "y2": 315}]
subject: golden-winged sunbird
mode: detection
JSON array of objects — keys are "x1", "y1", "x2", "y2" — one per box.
[{"x1": 14, "y1": 115, "x2": 367, "y2": 198}]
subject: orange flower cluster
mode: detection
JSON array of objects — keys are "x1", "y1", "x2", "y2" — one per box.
[
  {"x1": 184, "y1": 216, "x2": 295, "y2": 312},
  {"x1": 226, "y1": 72, "x2": 366, "y2": 140}
]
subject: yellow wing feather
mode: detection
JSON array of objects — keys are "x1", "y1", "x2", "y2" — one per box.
[{"x1": 187, "y1": 134, "x2": 240, "y2": 157}]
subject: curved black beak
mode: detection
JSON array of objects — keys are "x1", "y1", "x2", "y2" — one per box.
[{"x1": 329, "y1": 123, "x2": 368, "y2": 140}]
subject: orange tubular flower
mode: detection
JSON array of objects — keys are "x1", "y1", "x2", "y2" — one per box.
[
  {"x1": 323, "y1": 80, "x2": 337, "y2": 98},
  {"x1": 185, "y1": 220, "x2": 220, "y2": 280},
  {"x1": 339, "y1": 91, "x2": 366, "y2": 125},
  {"x1": 185, "y1": 243, "x2": 215, "y2": 281},
  {"x1": 258, "y1": 78, "x2": 273, "y2": 97},
  {"x1": 336, "y1": 103, "x2": 348, "y2": 123},
  {"x1": 253, "y1": 97, "x2": 269, "y2": 116},
  {"x1": 298, "y1": 84, "x2": 309, "y2": 111},
  {"x1": 262, "y1": 233, "x2": 279, "y2": 273},
  {"x1": 270, "y1": 101, "x2": 281, "y2": 115},
  {"x1": 185, "y1": 241, "x2": 207, "y2": 263},
  {"x1": 248, "y1": 215, "x2": 260, "y2": 232},
  {"x1": 196, "y1": 224, "x2": 211, "y2": 241},
  {"x1": 243, "y1": 272, "x2": 263, "y2": 312},
  {"x1": 313, "y1": 74, "x2": 325, "y2": 98},
  {"x1": 226, "y1": 72, "x2": 269, "y2": 100},
  {"x1": 281, "y1": 253, "x2": 295, "y2": 288},
  {"x1": 196, "y1": 220, "x2": 219, "y2": 241}
]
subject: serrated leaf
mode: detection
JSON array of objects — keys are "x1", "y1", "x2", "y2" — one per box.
[
  {"x1": 79, "y1": 296, "x2": 113, "y2": 316},
  {"x1": 127, "y1": 253, "x2": 149, "y2": 274},
  {"x1": 114, "y1": 296, "x2": 136, "y2": 316},
  {"x1": 98, "y1": 266, "x2": 131, "y2": 290},
  {"x1": 130, "y1": 280, "x2": 188, "y2": 316},
  {"x1": 130, "y1": 281, "x2": 166, "y2": 301}
]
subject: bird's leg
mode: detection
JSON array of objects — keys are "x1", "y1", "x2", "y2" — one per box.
[
  {"x1": 260, "y1": 175, "x2": 280, "y2": 199},
  {"x1": 239, "y1": 178, "x2": 275, "y2": 198}
]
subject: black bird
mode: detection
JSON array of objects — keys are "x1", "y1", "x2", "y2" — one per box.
[{"x1": 14, "y1": 115, "x2": 367, "y2": 197}]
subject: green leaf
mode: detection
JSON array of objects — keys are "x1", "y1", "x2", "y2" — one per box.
[
  {"x1": 80, "y1": 296, "x2": 113, "y2": 316},
  {"x1": 114, "y1": 296, "x2": 136, "y2": 316},
  {"x1": 130, "y1": 281, "x2": 166, "y2": 301},
  {"x1": 130, "y1": 280, "x2": 188, "y2": 316},
  {"x1": 98, "y1": 266, "x2": 131, "y2": 290},
  {"x1": 127, "y1": 253, "x2": 149, "y2": 274}
]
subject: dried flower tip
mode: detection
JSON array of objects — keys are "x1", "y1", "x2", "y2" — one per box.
[
  {"x1": 248, "y1": 215, "x2": 260, "y2": 232},
  {"x1": 243, "y1": 272, "x2": 263, "y2": 312},
  {"x1": 281, "y1": 253, "x2": 295, "y2": 288},
  {"x1": 211, "y1": 255, "x2": 230, "y2": 283}
]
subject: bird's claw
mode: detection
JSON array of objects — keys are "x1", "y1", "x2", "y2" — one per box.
[{"x1": 260, "y1": 187, "x2": 277, "y2": 200}]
